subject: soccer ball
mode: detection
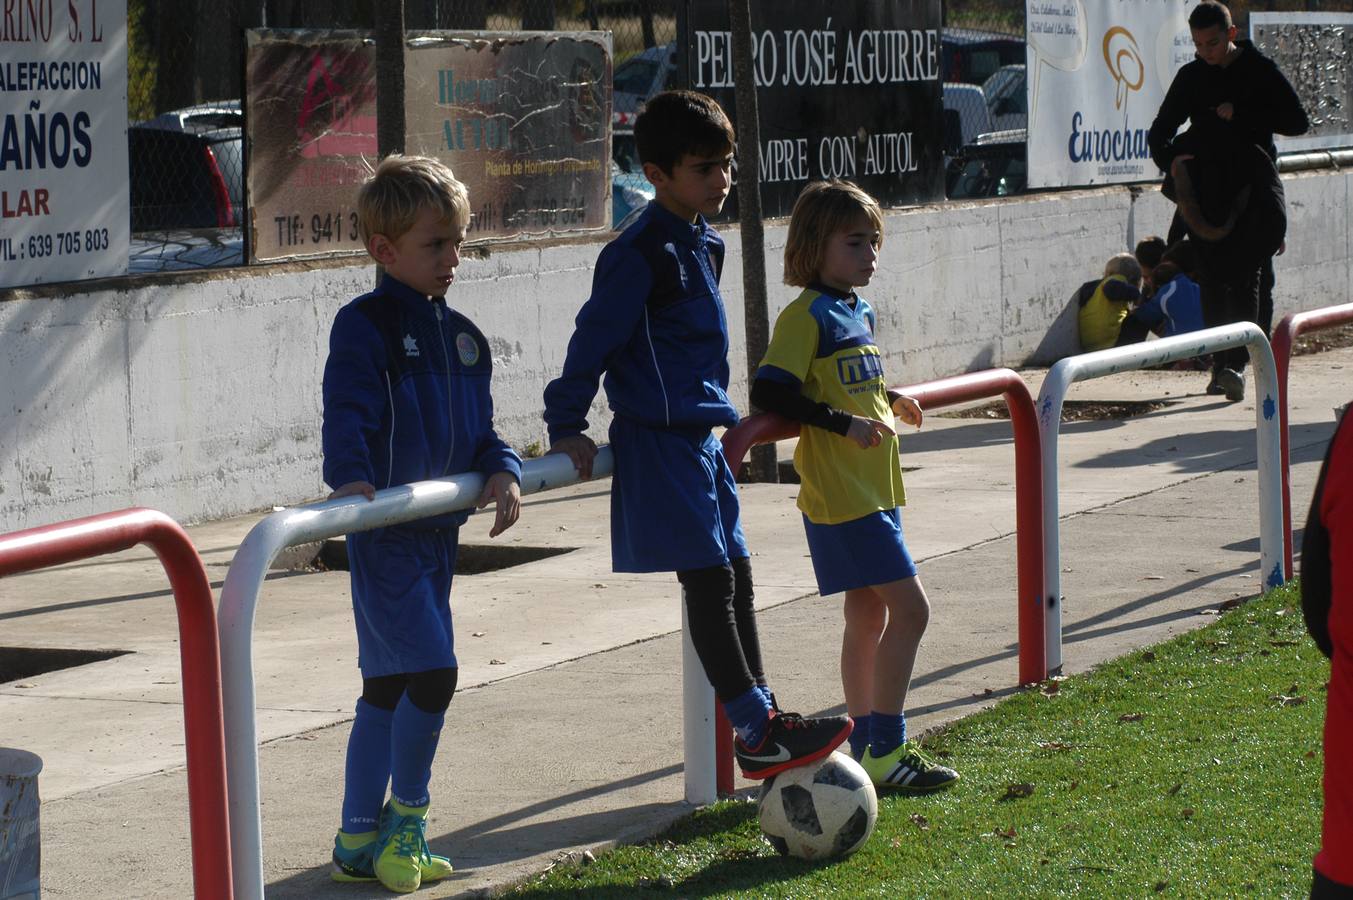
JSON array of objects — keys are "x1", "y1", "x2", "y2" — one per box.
[{"x1": 757, "y1": 751, "x2": 878, "y2": 860}]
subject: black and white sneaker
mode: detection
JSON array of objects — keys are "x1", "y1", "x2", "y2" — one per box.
[{"x1": 734, "y1": 710, "x2": 853, "y2": 780}]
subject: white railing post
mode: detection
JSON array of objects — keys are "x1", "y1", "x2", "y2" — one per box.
[
  {"x1": 219, "y1": 452, "x2": 612, "y2": 900},
  {"x1": 680, "y1": 591, "x2": 718, "y2": 805},
  {"x1": 1037, "y1": 324, "x2": 1284, "y2": 672}
]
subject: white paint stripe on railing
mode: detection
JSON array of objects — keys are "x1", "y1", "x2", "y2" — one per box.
[
  {"x1": 219, "y1": 450, "x2": 614, "y2": 900},
  {"x1": 1036, "y1": 323, "x2": 1284, "y2": 672}
]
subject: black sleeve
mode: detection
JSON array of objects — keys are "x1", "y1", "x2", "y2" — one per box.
[
  {"x1": 1237, "y1": 57, "x2": 1309, "y2": 139},
  {"x1": 751, "y1": 377, "x2": 853, "y2": 436},
  {"x1": 1149, "y1": 70, "x2": 1192, "y2": 173},
  {"x1": 1301, "y1": 417, "x2": 1341, "y2": 659}
]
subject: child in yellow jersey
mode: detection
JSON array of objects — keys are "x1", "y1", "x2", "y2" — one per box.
[{"x1": 751, "y1": 180, "x2": 959, "y2": 793}]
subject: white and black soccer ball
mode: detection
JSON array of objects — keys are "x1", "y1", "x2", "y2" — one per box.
[{"x1": 757, "y1": 751, "x2": 878, "y2": 860}]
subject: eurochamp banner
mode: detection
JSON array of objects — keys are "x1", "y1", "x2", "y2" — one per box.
[
  {"x1": 0, "y1": 0, "x2": 128, "y2": 288},
  {"x1": 246, "y1": 30, "x2": 610, "y2": 264},
  {"x1": 683, "y1": 0, "x2": 945, "y2": 219},
  {"x1": 1026, "y1": 0, "x2": 1197, "y2": 189}
]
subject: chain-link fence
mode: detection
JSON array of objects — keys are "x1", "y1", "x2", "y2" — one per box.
[{"x1": 125, "y1": 0, "x2": 1352, "y2": 268}]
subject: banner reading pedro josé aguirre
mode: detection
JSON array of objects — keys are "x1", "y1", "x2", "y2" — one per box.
[
  {"x1": 684, "y1": 0, "x2": 945, "y2": 219},
  {"x1": 1026, "y1": 0, "x2": 1198, "y2": 188},
  {"x1": 0, "y1": 0, "x2": 128, "y2": 289},
  {"x1": 246, "y1": 30, "x2": 610, "y2": 264}
]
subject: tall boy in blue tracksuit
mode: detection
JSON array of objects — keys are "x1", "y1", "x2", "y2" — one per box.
[
  {"x1": 543, "y1": 91, "x2": 851, "y2": 780},
  {"x1": 323, "y1": 154, "x2": 521, "y2": 893}
]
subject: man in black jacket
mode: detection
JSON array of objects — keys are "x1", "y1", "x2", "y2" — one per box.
[{"x1": 1147, "y1": 0, "x2": 1308, "y2": 402}]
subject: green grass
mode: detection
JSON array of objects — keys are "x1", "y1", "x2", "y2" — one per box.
[{"x1": 508, "y1": 583, "x2": 1327, "y2": 898}]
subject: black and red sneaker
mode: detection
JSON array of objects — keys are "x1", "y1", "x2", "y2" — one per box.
[{"x1": 734, "y1": 710, "x2": 853, "y2": 780}]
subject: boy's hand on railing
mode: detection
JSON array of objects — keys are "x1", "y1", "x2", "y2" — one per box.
[
  {"x1": 548, "y1": 434, "x2": 599, "y2": 480},
  {"x1": 892, "y1": 394, "x2": 924, "y2": 429},
  {"x1": 846, "y1": 416, "x2": 895, "y2": 449},
  {"x1": 480, "y1": 471, "x2": 521, "y2": 538},
  {"x1": 329, "y1": 480, "x2": 376, "y2": 501}
]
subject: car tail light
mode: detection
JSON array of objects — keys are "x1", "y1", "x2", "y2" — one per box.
[{"x1": 202, "y1": 145, "x2": 234, "y2": 227}]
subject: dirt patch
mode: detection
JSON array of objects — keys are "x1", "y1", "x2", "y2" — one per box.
[
  {"x1": 938, "y1": 399, "x2": 1175, "y2": 422},
  {"x1": 1292, "y1": 322, "x2": 1353, "y2": 356}
]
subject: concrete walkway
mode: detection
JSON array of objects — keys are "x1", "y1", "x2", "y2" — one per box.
[{"x1": 2, "y1": 346, "x2": 1348, "y2": 898}]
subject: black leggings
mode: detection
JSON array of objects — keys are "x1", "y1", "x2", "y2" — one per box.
[
  {"x1": 362, "y1": 667, "x2": 458, "y2": 714},
  {"x1": 676, "y1": 556, "x2": 765, "y2": 702}
]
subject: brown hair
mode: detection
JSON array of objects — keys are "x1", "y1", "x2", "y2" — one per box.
[
  {"x1": 356, "y1": 154, "x2": 470, "y2": 248},
  {"x1": 634, "y1": 90, "x2": 735, "y2": 175},
  {"x1": 1189, "y1": 1, "x2": 1232, "y2": 31},
  {"x1": 783, "y1": 180, "x2": 884, "y2": 288}
]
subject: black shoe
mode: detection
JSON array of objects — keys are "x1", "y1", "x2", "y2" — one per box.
[
  {"x1": 734, "y1": 710, "x2": 853, "y2": 780},
  {"x1": 1216, "y1": 367, "x2": 1245, "y2": 402},
  {"x1": 1205, "y1": 373, "x2": 1225, "y2": 396}
]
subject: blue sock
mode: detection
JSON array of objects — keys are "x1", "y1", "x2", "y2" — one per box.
[
  {"x1": 755, "y1": 682, "x2": 775, "y2": 710},
  {"x1": 870, "y1": 711, "x2": 907, "y2": 757},
  {"x1": 389, "y1": 693, "x2": 445, "y2": 808},
  {"x1": 848, "y1": 714, "x2": 871, "y2": 760},
  {"x1": 341, "y1": 699, "x2": 393, "y2": 834},
  {"x1": 725, "y1": 686, "x2": 773, "y2": 748}
]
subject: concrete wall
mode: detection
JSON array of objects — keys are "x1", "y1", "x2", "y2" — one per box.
[{"x1": 2, "y1": 170, "x2": 1349, "y2": 531}]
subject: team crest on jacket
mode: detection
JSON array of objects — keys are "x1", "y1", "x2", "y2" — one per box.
[{"x1": 456, "y1": 332, "x2": 479, "y2": 365}]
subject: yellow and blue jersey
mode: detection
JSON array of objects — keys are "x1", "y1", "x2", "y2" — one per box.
[{"x1": 757, "y1": 284, "x2": 906, "y2": 524}]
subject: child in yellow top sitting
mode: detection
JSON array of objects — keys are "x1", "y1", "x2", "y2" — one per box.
[{"x1": 1076, "y1": 252, "x2": 1143, "y2": 351}]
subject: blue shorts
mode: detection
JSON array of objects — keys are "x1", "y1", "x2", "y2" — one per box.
[
  {"x1": 803, "y1": 507, "x2": 917, "y2": 596},
  {"x1": 347, "y1": 524, "x2": 459, "y2": 678},
  {"x1": 608, "y1": 416, "x2": 748, "y2": 573}
]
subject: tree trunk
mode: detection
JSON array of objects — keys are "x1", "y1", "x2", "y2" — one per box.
[
  {"x1": 638, "y1": 0, "x2": 658, "y2": 49},
  {"x1": 375, "y1": 1, "x2": 406, "y2": 158},
  {"x1": 153, "y1": 0, "x2": 198, "y2": 112},
  {"x1": 729, "y1": 0, "x2": 776, "y2": 483}
]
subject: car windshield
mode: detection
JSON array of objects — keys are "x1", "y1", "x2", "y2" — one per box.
[{"x1": 614, "y1": 59, "x2": 658, "y2": 95}]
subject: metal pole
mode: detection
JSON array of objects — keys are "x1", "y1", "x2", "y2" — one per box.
[
  {"x1": 681, "y1": 592, "x2": 717, "y2": 804},
  {"x1": 728, "y1": 0, "x2": 776, "y2": 484}
]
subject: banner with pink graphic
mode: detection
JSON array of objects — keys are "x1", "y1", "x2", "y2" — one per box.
[{"x1": 1026, "y1": 0, "x2": 1198, "y2": 188}]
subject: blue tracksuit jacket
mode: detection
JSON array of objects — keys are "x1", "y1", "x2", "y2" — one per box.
[
  {"x1": 322, "y1": 273, "x2": 521, "y2": 523},
  {"x1": 543, "y1": 200, "x2": 739, "y2": 440}
]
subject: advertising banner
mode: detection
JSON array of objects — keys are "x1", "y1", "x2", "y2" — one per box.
[
  {"x1": 247, "y1": 30, "x2": 610, "y2": 264},
  {"x1": 0, "y1": 1, "x2": 128, "y2": 288},
  {"x1": 1026, "y1": 0, "x2": 1197, "y2": 188},
  {"x1": 684, "y1": 0, "x2": 945, "y2": 219},
  {"x1": 1251, "y1": 13, "x2": 1353, "y2": 154}
]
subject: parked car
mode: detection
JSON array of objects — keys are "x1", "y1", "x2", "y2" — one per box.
[
  {"x1": 613, "y1": 41, "x2": 678, "y2": 128},
  {"x1": 612, "y1": 129, "x2": 654, "y2": 229},
  {"x1": 982, "y1": 64, "x2": 1027, "y2": 132},
  {"x1": 941, "y1": 29, "x2": 1024, "y2": 85},
  {"x1": 945, "y1": 129, "x2": 1028, "y2": 200},
  {"x1": 129, "y1": 102, "x2": 243, "y2": 231},
  {"x1": 942, "y1": 82, "x2": 993, "y2": 166}
]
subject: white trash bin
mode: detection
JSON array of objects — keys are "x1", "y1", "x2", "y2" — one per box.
[{"x1": 0, "y1": 749, "x2": 41, "y2": 900}]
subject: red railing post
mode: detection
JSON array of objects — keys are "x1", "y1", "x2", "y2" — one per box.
[
  {"x1": 717, "y1": 369, "x2": 1044, "y2": 791},
  {"x1": 0, "y1": 508, "x2": 232, "y2": 900},
  {"x1": 1272, "y1": 303, "x2": 1353, "y2": 576}
]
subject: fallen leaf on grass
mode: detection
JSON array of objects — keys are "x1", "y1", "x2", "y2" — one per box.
[
  {"x1": 993, "y1": 826, "x2": 1018, "y2": 839},
  {"x1": 1141, "y1": 650, "x2": 1156, "y2": 662},
  {"x1": 1269, "y1": 639, "x2": 1300, "y2": 647},
  {"x1": 1306, "y1": 750, "x2": 1318, "y2": 759},
  {"x1": 1036, "y1": 741, "x2": 1074, "y2": 751},
  {"x1": 1118, "y1": 712, "x2": 1145, "y2": 722},
  {"x1": 1218, "y1": 597, "x2": 1246, "y2": 611},
  {"x1": 1000, "y1": 783, "x2": 1035, "y2": 801},
  {"x1": 1155, "y1": 880, "x2": 1170, "y2": 892},
  {"x1": 1181, "y1": 808, "x2": 1195, "y2": 819},
  {"x1": 1273, "y1": 694, "x2": 1306, "y2": 707},
  {"x1": 1167, "y1": 783, "x2": 1182, "y2": 796},
  {"x1": 910, "y1": 814, "x2": 929, "y2": 830},
  {"x1": 1040, "y1": 681, "x2": 1061, "y2": 696}
]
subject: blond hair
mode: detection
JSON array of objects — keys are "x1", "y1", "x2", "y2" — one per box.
[
  {"x1": 783, "y1": 180, "x2": 884, "y2": 288},
  {"x1": 356, "y1": 154, "x2": 471, "y2": 248},
  {"x1": 1104, "y1": 252, "x2": 1143, "y2": 286}
]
